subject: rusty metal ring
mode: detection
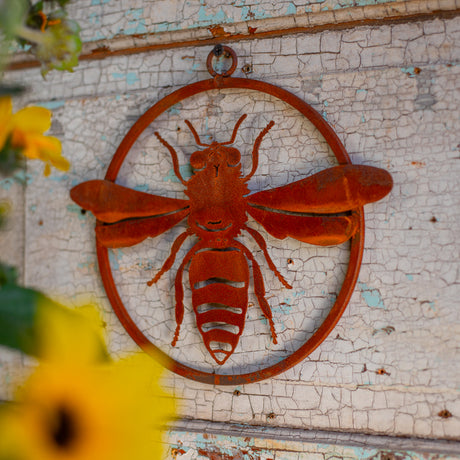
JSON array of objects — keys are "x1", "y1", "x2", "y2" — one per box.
[
  {"x1": 206, "y1": 45, "x2": 238, "y2": 77},
  {"x1": 97, "y1": 74, "x2": 364, "y2": 386}
]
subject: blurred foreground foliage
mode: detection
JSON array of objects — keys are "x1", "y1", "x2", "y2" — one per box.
[{"x1": 1, "y1": 0, "x2": 81, "y2": 77}]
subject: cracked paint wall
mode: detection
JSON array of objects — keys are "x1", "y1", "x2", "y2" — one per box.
[{"x1": 1, "y1": 1, "x2": 459, "y2": 458}]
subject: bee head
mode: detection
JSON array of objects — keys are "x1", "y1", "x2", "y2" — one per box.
[
  {"x1": 190, "y1": 144, "x2": 241, "y2": 171},
  {"x1": 186, "y1": 114, "x2": 247, "y2": 171}
]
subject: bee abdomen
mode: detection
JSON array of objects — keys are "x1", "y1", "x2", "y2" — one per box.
[{"x1": 189, "y1": 248, "x2": 249, "y2": 365}]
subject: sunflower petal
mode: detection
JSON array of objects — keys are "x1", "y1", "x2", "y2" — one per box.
[
  {"x1": 0, "y1": 97, "x2": 13, "y2": 150},
  {"x1": 0, "y1": 96, "x2": 12, "y2": 121},
  {"x1": 36, "y1": 300, "x2": 107, "y2": 365},
  {"x1": 12, "y1": 106, "x2": 52, "y2": 133}
]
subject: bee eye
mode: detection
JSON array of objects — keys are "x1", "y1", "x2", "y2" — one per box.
[
  {"x1": 226, "y1": 147, "x2": 241, "y2": 166},
  {"x1": 190, "y1": 151, "x2": 206, "y2": 169}
]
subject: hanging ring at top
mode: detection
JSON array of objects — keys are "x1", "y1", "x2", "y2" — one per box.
[{"x1": 206, "y1": 45, "x2": 238, "y2": 77}]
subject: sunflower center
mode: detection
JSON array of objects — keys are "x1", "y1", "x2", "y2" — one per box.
[{"x1": 50, "y1": 405, "x2": 78, "y2": 449}]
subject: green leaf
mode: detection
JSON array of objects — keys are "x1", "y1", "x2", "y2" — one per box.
[
  {"x1": 0, "y1": 0, "x2": 28, "y2": 38},
  {"x1": 43, "y1": 0, "x2": 71, "y2": 6},
  {"x1": 24, "y1": 1, "x2": 46, "y2": 31},
  {"x1": 0, "y1": 284, "x2": 42, "y2": 355},
  {"x1": 0, "y1": 84, "x2": 26, "y2": 96},
  {"x1": 0, "y1": 285, "x2": 109, "y2": 360},
  {"x1": 0, "y1": 263, "x2": 18, "y2": 286},
  {"x1": 31, "y1": 12, "x2": 82, "y2": 76},
  {"x1": 0, "y1": 202, "x2": 10, "y2": 229},
  {"x1": 0, "y1": 139, "x2": 24, "y2": 176}
]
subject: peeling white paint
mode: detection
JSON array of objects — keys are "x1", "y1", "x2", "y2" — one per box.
[{"x1": 1, "y1": 3, "x2": 459, "y2": 456}]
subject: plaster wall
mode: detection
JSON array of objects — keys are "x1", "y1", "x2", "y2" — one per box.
[{"x1": 1, "y1": 1, "x2": 459, "y2": 458}]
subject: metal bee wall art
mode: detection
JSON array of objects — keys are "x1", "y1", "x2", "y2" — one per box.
[{"x1": 70, "y1": 46, "x2": 393, "y2": 385}]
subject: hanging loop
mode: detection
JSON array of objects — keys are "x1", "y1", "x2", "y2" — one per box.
[{"x1": 206, "y1": 45, "x2": 238, "y2": 77}]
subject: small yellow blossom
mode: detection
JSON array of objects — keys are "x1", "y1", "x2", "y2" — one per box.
[
  {"x1": 0, "y1": 96, "x2": 70, "y2": 176},
  {"x1": 0, "y1": 303, "x2": 175, "y2": 460}
]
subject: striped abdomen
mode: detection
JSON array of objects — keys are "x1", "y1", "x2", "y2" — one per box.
[{"x1": 189, "y1": 248, "x2": 250, "y2": 365}]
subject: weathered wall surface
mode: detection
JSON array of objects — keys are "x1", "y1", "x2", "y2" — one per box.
[{"x1": 1, "y1": 1, "x2": 459, "y2": 458}]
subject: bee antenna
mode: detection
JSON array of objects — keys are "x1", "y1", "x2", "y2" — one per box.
[
  {"x1": 244, "y1": 119, "x2": 275, "y2": 181},
  {"x1": 221, "y1": 114, "x2": 247, "y2": 145},
  {"x1": 184, "y1": 120, "x2": 209, "y2": 147}
]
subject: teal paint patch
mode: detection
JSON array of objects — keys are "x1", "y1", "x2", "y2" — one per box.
[
  {"x1": 286, "y1": 2, "x2": 297, "y2": 14},
  {"x1": 67, "y1": 204, "x2": 87, "y2": 221},
  {"x1": 406, "y1": 274, "x2": 414, "y2": 281},
  {"x1": 124, "y1": 9, "x2": 148, "y2": 35},
  {"x1": 0, "y1": 171, "x2": 33, "y2": 190},
  {"x1": 77, "y1": 257, "x2": 95, "y2": 271},
  {"x1": 108, "y1": 249, "x2": 123, "y2": 271},
  {"x1": 401, "y1": 67, "x2": 417, "y2": 77},
  {"x1": 48, "y1": 174, "x2": 69, "y2": 182},
  {"x1": 322, "y1": 111, "x2": 328, "y2": 121},
  {"x1": 348, "y1": 446, "x2": 380, "y2": 457},
  {"x1": 133, "y1": 184, "x2": 149, "y2": 192},
  {"x1": 356, "y1": 88, "x2": 368, "y2": 93},
  {"x1": 187, "y1": 62, "x2": 200, "y2": 74},
  {"x1": 89, "y1": 12, "x2": 100, "y2": 24},
  {"x1": 358, "y1": 281, "x2": 385, "y2": 308},
  {"x1": 91, "y1": 0, "x2": 110, "y2": 5},
  {"x1": 101, "y1": 135, "x2": 107, "y2": 141},
  {"x1": 275, "y1": 298, "x2": 293, "y2": 314},
  {"x1": 240, "y1": 6, "x2": 271, "y2": 21},
  {"x1": 168, "y1": 103, "x2": 183, "y2": 115},
  {"x1": 324, "y1": 100, "x2": 329, "y2": 107},
  {"x1": 127, "y1": 8, "x2": 144, "y2": 19},
  {"x1": 361, "y1": 114, "x2": 366, "y2": 123},
  {"x1": 192, "y1": 0, "x2": 233, "y2": 27},
  {"x1": 29, "y1": 204, "x2": 37, "y2": 213},
  {"x1": 156, "y1": 22, "x2": 170, "y2": 32},
  {"x1": 0, "y1": 178, "x2": 14, "y2": 191},
  {"x1": 126, "y1": 73, "x2": 140, "y2": 85},
  {"x1": 163, "y1": 164, "x2": 193, "y2": 183},
  {"x1": 36, "y1": 100, "x2": 65, "y2": 110},
  {"x1": 123, "y1": 21, "x2": 148, "y2": 35},
  {"x1": 112, "y1": 72, "x2": 140, "y2": 86},
  {"x1": 138, "y1": 259, "x2": 154, "y2": 271}
]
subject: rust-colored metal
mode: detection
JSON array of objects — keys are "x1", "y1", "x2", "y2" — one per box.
[
  {"x1": 70, "y1": 47, "x2": 392, "y2": 384},
  {"x1": 206, "y1": 44, "x2": 238, "y2": 77}
]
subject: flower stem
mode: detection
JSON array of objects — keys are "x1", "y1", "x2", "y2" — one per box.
[{"x1": 14, "y1": 26, "x2": 46, "y2": 46}]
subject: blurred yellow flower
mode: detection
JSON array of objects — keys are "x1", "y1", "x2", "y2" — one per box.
[
  {"x1": 0, "y1": 303, "x2": 175, "y2": 460},
  {"x1": 0, "y1": 96, "x2": 70, "y2": 176}
]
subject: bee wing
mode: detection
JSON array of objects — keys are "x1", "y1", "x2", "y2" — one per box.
[
  {"x1": 70, "y1": 180, "x2": 189, "y2": 223},
  {"x1": 247, "y1": 206, "x2": 359, "y2": 246},
  {"x1": 248, "y1": 165, "x2": 392, "y2": 213},
  {"x1": 96, "y1": 209, "x2": 189, "y2": 248}
]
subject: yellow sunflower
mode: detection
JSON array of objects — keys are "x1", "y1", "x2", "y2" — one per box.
[
  {"x1": 0, "y1": 96, "x2": 70, "y2": 176},
  {"x1": 0, "y1": 303, "x2": 175, "y2": 460}
]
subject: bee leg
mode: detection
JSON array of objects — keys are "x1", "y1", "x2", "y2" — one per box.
[
  {"x1": 244, "y1": 225, "x2": 292, "y2": 290},
  {"x1": 147, "y1": 230, "x2": 191, "y2": 286},
  {"x1": 252, "y1": 256, "x2": 278, "y2": 344},
  {"x1": 171, "y1": 263, "x2": 184, "y2": 347},
  {"x1": 171, "y1": 242, "x2": 200, "y2": 347},
  {"x1": 235, "y1": 241, "x2": 278, "y2": 344}
]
